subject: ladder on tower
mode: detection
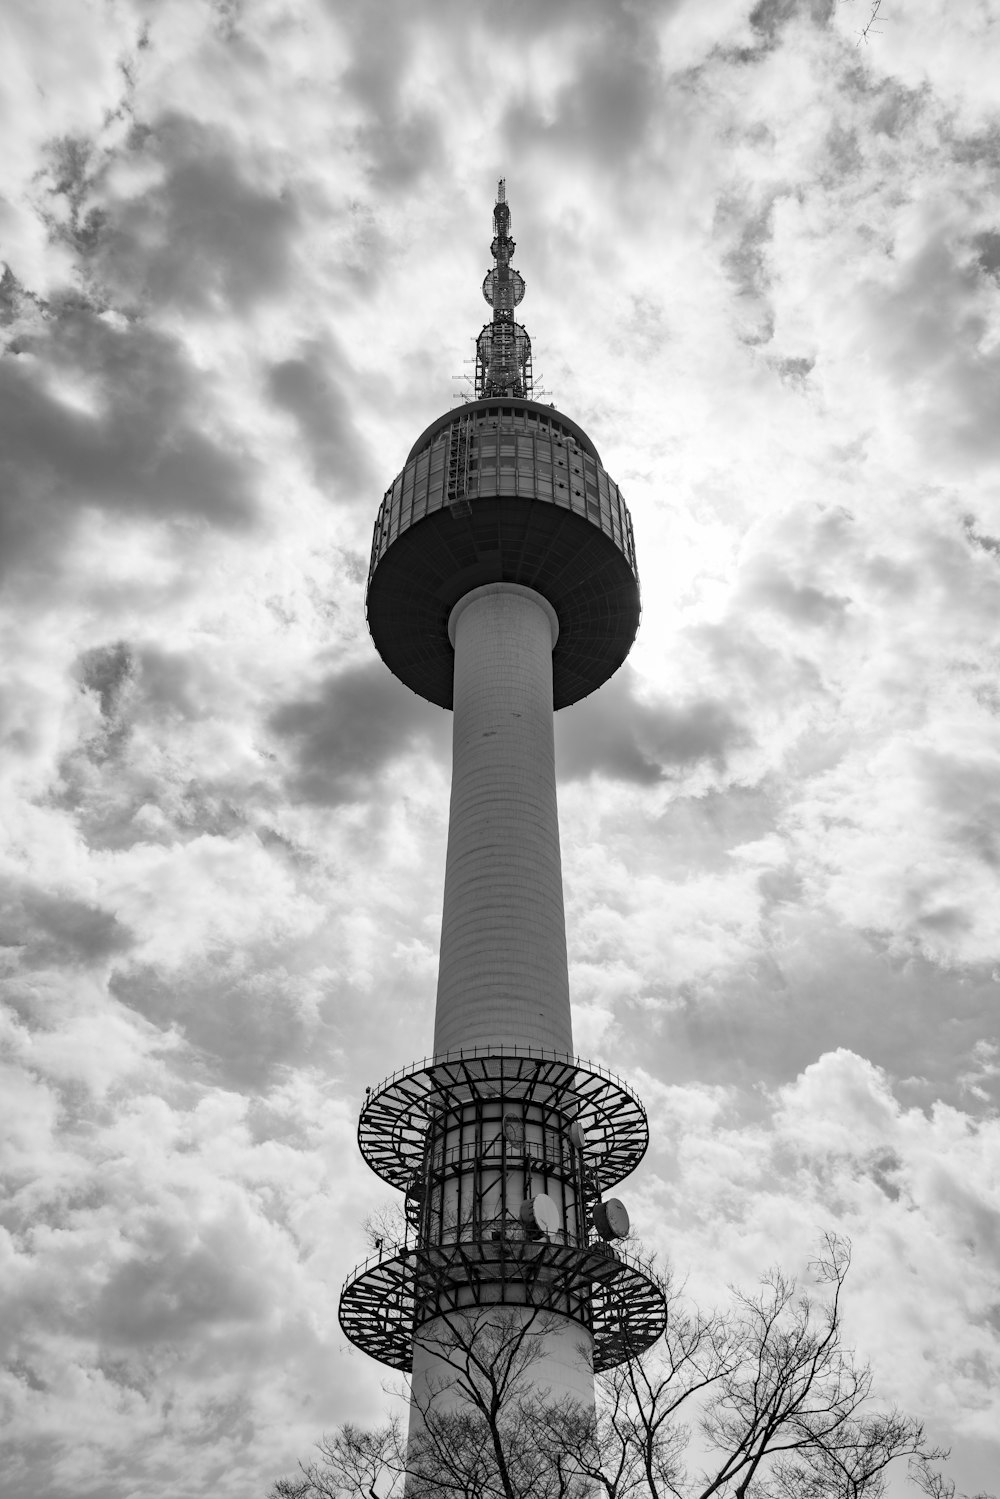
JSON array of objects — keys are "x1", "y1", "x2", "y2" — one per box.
[{"x1": 447, "y1": 416, "x2": 472, "y2": 517}]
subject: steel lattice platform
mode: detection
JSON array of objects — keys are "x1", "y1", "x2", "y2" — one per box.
[
  {"x1": 358, "y1": 1046, "x2": 649, "y2": 1196},
  {"x1": 338, "y1": 1235, "x2": 667, "y2": 1373}
]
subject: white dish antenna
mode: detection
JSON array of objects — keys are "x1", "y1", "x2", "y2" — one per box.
[
  {"x1": 592, "y1": 1197, "x2": 630, "y2": 1241},
  {"x1": 520, "y1": 1193, "x2": 560, "y2": 1237}
]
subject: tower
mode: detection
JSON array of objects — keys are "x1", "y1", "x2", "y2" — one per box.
[{"x1": 339, "y1": 182, "x2": 666, "y2": 1441}]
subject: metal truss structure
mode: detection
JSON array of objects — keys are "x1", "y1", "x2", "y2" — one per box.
[
  {"x1": 475, "y1": 179, "x2": 533, "y2": 401},
  {"x1": 341, "y1": 1044, "x2": 666, "y2": 1370},
  {"x1": 359, "y1": 1047, "x2": 649, "y2": 1197},
  {"x1": 339, "y1": 1235, "x2": 667, "y2": 1373}
]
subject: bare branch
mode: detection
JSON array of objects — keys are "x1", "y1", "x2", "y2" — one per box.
[
  {"x1": 911, "y1": 1463, "x2": 998, "y2": 1499},
  {"x1": 845, "y1": 0, "x2": 887, "y2": 47},
  {"x1": 361, "y1": 1201, "x2": 408, "y2": 1254}
]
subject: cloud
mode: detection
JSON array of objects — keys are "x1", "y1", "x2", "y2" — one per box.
[
  {"x1": 500, "y1": 4, "x2": 674, "y2": 178},
  {"x1": 743, "y1": 561, "x2": 850, "y2": 627},
  {"x1": 716, "y1": 193, "x2": 776, "y2": 344},
  {"x1": 109, "y1": 955, "x2": 316, "y2": 1089},
  {"x1": 268, "y1": 341, "x2": 373, "y2": 494},
  {"x1": 93, "y1": 1210, "x2": 273, "y2": 1347},
  {"x1": 334, "y1": 0, "x2": 446, "y2": 189},
  {"x1": 129, "y1": 644, "x2": 222, "y2": 723},
  {"x1": 43, "y1": 634, "x2": 286, "y2": 858},
  {"x1": 974, "y1": 230, "x2": 1000, "y2": 280},
  {"x1": 40, "y1": 113, "x2": 303, "y2": 315},
  {"x1": 270, "y1": 659, "x2": 446, "y2": 805},
  {"x1": 964, "y1": 514, "x2": 1000, "y2": 557},
  {"x1": 748, "y1": 0, "x2": 835, "y2": 48},
  {"x1": 0, "y1": 307, "x2": 257, "y2": 580},
  {"x1": 0, "y1": 1051, "x2": 374, "y2": 1499},
  {"x1": 839, "y1": 214, "x2": 1000, "y2": 472},
  {"x1": 782, "y1": 735, "x2": 1000, "y2": 967},
  {"x1": 72, "y1": 639, "x2": 252, "y2": 749},
  {"x1": 0, "y1": 883, "x2": 133, "y2": 969},
  {"x1": 646, "y1": 905, "x2": 1000, "y2": 1103},
  {"x1": 635, "y1": 1049, "x2": 1000, "y2": 1438},
  {"x1": 556, "y1": 666, "x2": 746, "y2": 784},
  {"x1": 76, "y1": 642, "x2": 135, "y2": 720}
]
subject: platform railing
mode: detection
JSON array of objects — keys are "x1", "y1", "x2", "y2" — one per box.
[
  {"x1": 339, "y1": 1230, "x2": 658, "y2": 1299},
  {"x1": 359, "y1": 1042, "x2": 646, "y2": 1112}
]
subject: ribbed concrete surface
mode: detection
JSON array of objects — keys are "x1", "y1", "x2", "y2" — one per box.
[{"x1": 434, "y1": 585, "x2": 573, "y2": 1057}]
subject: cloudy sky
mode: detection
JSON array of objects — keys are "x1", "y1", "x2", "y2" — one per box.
[{"x1": 2, "y1": 0, "x2": 999, "y2": 1494}]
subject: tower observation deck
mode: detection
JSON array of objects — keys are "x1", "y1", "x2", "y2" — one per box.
[{"x1": 339, "y1": 182, "x2": 665, "y2": 1428}]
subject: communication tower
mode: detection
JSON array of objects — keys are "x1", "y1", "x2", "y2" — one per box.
[{"x1": 339, "y1": 182, "x2": 666, "y2": 1427}]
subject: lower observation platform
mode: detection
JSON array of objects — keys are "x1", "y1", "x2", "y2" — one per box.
[
  {"x1": 339, "y1": 1235, "x2": 667, "y2": 1373},
  {"x1": 366, "y1": 399, "x2": 640, "y2": 710}
]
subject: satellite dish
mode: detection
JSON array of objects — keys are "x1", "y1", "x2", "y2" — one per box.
[
  {"x1": 592, "y1": 1198, "x2": 630, "y2": 1242},
  {"x1": 503, "y1": 1115, "x2": 525, "y2": 1148},
  {"x1": 519, "y1": 1193, "x2": 560, "y2": 1237},
  {"x1": 568, "y1": 1120, "x2": 588, "y2": 1151}
]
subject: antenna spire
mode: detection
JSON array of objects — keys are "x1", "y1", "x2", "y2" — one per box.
[{"x1": 475, "y1": 178, "x2": 533, "y2": 401}]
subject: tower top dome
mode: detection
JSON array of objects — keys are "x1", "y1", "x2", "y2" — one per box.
[{"x1": 364, "y1": 183, "x2": 640, "y2": 711}]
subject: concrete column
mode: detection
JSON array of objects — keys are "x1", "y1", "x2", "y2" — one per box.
[
  {"x1": 434, "y1": 584, "x2": 573, "y2": 1058},
  {"x1": 409, "y1": 584, "x2": 594, "y2": 1458}
]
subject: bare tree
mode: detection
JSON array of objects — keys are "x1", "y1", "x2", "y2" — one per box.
[
  {"x1": 585, "y1": 1235, "x2": 949, "y2": 1499},
  {"x1": 268, "y1": 1237, "x2": 988, "y2": 1499},
  {"x1": 269, "y1": 1301, "x2": 587, "y2": 1499},
  {"x1": 269, "y1": 1482, "x2": 315, "y2": 1499},
  {"x1": 361, "y1": 1200, "x2": 409, "y2": 1255},
  {"x1": 844, "y1": 0, "x2": 886, "y2": 47},
  {"x1": 406, "y1": 1302, "x2": 590, "y2": 1499},
  {"x1": 912, "y1": 1469, "x2": 996, "y2": 1499},
  {"x1": 276, "y1": 1423, "x2": 405, "y2": 1499},
  {"x1": 588, "y1": 1264, "x2": 737, "y2": 1499}
]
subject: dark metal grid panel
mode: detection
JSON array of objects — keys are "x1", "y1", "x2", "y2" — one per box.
[
  {"x1": 365, "y1": 500, "x2": 641, "y2": 711},
  {"x1": 370, "y1": 426, "x2": 636, "y2": 582},
  {"x1": 338, "y1": 1240, "x2": 666, "y2": 1373},
  {"x1": 406, "y1": 400, "x2": 602, "y2": 465},
  {"x1": 476, "y1": 321, "x2": 533, "y2": 402},
  {"x1": 421, "y1": 1094, "x2": 590, "y2": 1249},
  {"x1": 424, "y1": 1098, "x2": 588, "y2": 1183},
  {"x1": 591, "y1": 1261, "x2": 669, "y2": 1370},
  {"x1": 358, "y1": 1048, "x2": 648, "y2": 1195}
]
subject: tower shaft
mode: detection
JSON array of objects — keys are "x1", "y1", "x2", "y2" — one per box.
[
  {"x1": 436, "y1": 585, "x2": 571, "y2": 1057},
  {"x1": 409, "y1": 582, "x2": 590, "y2": 1431}
]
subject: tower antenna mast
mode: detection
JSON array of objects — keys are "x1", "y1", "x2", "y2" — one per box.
[{"x1": 476, "y1": 178, "x2": 533, "y2": 401}]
